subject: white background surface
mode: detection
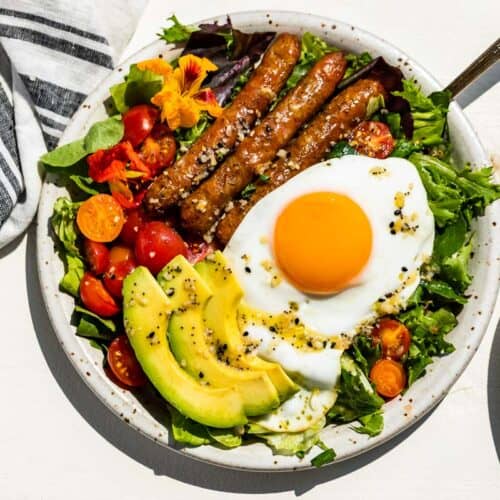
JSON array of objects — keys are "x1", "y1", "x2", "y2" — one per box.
[{"x1": 1, "y1": 0, "x2": 499, "y2": 498}]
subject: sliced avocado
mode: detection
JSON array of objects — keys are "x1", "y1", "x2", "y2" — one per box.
[
  {"x1": 195, "y1": 251, "x2": 299, "y2": 401},
  {"x1": 158, "y1": 256, "x2": 281, "y2": 417},
  {"x1": 123, "y1": 266, "x2": 247, "y2": 428}
]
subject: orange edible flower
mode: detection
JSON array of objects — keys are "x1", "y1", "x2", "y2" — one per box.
[{"x1": 138, "y1": 54, "x2": 222, "y2": 130}]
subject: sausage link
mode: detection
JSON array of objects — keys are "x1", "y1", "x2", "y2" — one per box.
[
  {"x1": 180, "y1": 52, "x2": 347, "y2": 236},
  {"x1": 144, "y1": 33, "x2": 301, "y2": 214},
  {"x1": 216, "y1": 79, "x2": 386, "y2": 245}
]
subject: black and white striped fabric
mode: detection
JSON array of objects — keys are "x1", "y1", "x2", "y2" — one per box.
[{"x1": 0, "y1": 0, "x2": 146, "y2": 248}]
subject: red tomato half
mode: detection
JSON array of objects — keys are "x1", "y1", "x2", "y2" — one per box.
[
  {"x1": 80, "y1": 272, "x2": 120, "y2": 317},
  {"x1": 107, "y1": 335, "x2": 147, "y2": 387},
  {"x1": 140, "y1": 129, "x2": 176, "y2": 175},
  {"x1": 120, "y1": 208, "x2": 149, "y2": 246},
  {"x1": 83, "y1": 239, "x2": 109, "y2": 275},
  {"x1": 122, "y1": 105, "x2": 159, "y2": 147},
  {"x1": 135, "y1": 221, "x2": 187, "y2": 274},
  {"x1": 103, "y1": 258, "x2": 137, "y2": 299},
  {"x1": 349, "y1": 121, "x2": 395, "y2": 159}
]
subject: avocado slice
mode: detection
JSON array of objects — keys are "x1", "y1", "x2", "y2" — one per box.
[
  {"x1": 123, "y1": 266, "x2": 247, "y2": 428},
  {"x1": 195, "y1": 252, "x2": 299, "y2": 401},
  {"x1": 157, "y1": 256, "x2": 281, "y2": 417}
]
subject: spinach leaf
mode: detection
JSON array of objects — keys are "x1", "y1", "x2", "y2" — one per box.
[
  {"x1": 158, "y1": 14, "x2": 198, "y2": 43},
  {"x1": 69, "y1": 175, "x2": 102, "y2": 196},
  {"x1": 83, "y1": 116, "x2": 124, "y2": 153},
  {"x1": 40, "y1": 116, "x2": 124, "y2": 169},
  {"x1": 40, "y1": 139, "x2": 87, "y2": 167},
  {"x1": 110, "y1": 64, "x2": 163, "y2": 113},
  {"x1": 74, "y1": 305, "x2": 116, "y2": 341}
]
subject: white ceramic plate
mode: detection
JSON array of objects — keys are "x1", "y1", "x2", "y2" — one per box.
[{"x1": 37, "y1": 11, "x2": 500, "y2": 471}]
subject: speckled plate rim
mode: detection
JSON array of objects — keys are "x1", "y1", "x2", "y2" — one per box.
[{"x1": 37, "y1": 10, "x2": 500, "y2": 472}]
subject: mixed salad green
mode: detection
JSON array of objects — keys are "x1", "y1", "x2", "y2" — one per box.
[{"x1": 40, "y1": 16, "x2": 500, "y2": 466}]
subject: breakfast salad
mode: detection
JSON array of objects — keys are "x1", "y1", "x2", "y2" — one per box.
[{"x1": 40, "y1": 15, "x2": 500, "y2": 465}]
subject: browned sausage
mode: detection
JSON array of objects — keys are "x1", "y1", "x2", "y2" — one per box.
[
  {"x1": 180, "y1": 52, "x2": 347, "y2": 237},
  {"x1": 144, "y1": 33, "x2": 301, "y2": 214},
  {"x1": 215, "y1": 79, "x2": 386, "y2": 245}
]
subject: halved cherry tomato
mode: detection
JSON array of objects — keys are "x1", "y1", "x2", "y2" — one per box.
[
  {"x1": 186, "y1": 240, "x2": 215, "y2": 264},
  {"x1": 349, "y1": 121, "x2": 395, "y2": 159},
  {"x1": 76, "y1": 194, "x2": 125, "y2": 243},
  {"x1": 122, "y1": 105, "x2": 159, "y2": 147},
  {"x1": 120, "y1": 208, "x2": 149, "y2": 246},
  {"x1": 370, "y1": 358, "x2": 407, "y2": 398},
  {"x1": 80, "y1": 272, "x2": 120, "y2": 317},
  {"x1": 372, "y1": 318, "x2": 411, "y2": 360},
  {"x1": 140, "y1": 128, "x2": 176, "y2": 175},
  {"x1": 103, "y1": 247, "x2": 136, "y2": 299},
  {"x1": 135, "y1": 221, "x2": 187, "y2": 274},
  {"x1": 83, "y1": 239, "x2": 109, "y2": 275},
  {"x1": 107, "y1": 335, "x2": 147, "y2": 387}
]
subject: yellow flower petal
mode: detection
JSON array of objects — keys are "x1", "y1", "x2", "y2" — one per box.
[
  {"x1": 137, "y1": 58, "x2": 173, "y2": 78},
  {"x1": 151, "y1": 88, "x2": 182, "y2": 130},
  {"x1": 177, "y1": 54, "x2": 218, "y2": 96},
  {"x1": 193, "y1": 88, "x2": 222, "y2": 118},
  {"x1": 178, "y1": 97, "x2": 201, "y2": 129}
]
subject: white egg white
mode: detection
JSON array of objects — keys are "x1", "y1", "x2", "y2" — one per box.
[{"x1": 224, "y1": 155, "x2": 435, "y2": 337}]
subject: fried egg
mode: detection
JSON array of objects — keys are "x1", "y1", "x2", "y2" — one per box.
[
  {"x1": 224, "y1": 155, "x2": 434, "y2": 432},
  {"x1": 224, "y1": 155, "x2": 435, "y2": 338}
]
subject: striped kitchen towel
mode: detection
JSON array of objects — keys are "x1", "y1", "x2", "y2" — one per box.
[{"x1": 0, "y1": 0, "x2": 146, "y2": 248}]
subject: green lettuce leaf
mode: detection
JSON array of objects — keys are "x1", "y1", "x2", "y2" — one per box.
[
  {"x1": 60, "y1": 254, "x2": 85, "y2": 297},
  {"x1": 206, "y1": 428, "x2": 242, "y2": 448},
  {"x1": 398, "y1": 306, "x2": 456, "y2": 384},
  {"x1": 259, "y1": 417, "x2": 325, "y2": 456},
  {"x1": 50, "y1": 197, "x2": 85, "y2": 296},
  {"x1": 328, "y1": 354, "x2": 384, "y2": 423},
  {"x1": 351, "y1": 410, "x2": 384, "y2": 437},
  {"x1": 310, "y1": 444, "x2": 336, "y2": 467},
  {"x1": 169, "y1": 408, "x2": 212, "y2": 446},
  {"x1": 439, "y1": 235, "x2": 474, "y2": 292},
  {"x1": 344, "y1": 51, "x2": 372, "y2": 79},
  {"x1": 393, "y1": 80, "x2": 450, "y2": 146},
  {"x1": 158, "y1": 15, "x2": 198, "y2": 43},
  {"x1": 110, "y1": 64, "x2": 163, "y2": 113}
]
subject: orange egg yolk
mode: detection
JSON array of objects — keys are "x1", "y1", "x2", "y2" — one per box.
[{"x1": 273, "y1": 192, "x2": 373, "y2": 294}]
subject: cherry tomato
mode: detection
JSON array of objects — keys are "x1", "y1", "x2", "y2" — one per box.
[
  {"x1": 122, "y1": 105, "x2": 159, "y2": 147},
  {"x1": 80, "y1": 272, "x2": 120, "y2": 317},
  {"x1": 109, "y1": 245, "x2": 135, "y2": 264},
  {"x1": 135, "y1": 221, "x2": 187, "y2": 274},
  {"x1": 76, "y1": 194, "x2": 125, "y2": 243},
  {"x1": 104, "y1": 258, "x2": 137, "y2": 299},
  {"x1": 349, "y1": 121, "x2": 395, "y2": 159},
  {"x1": 372, "y1": 318, "x2": 411, "y2": 360},
  {"x1": 370, "y1": 359, "x2": 407, "y2": 398},
  {"x1": 107, "y1": 335, "x2": 147, "y2": 387},
  {"x1": 140, "y1": 130, "x2": 176, "y2": 175},
  {"x1": 120, "y1": 208, "x2": 149, "y2": 246},
  {"x1": 83, "y1": 239, "x2": 109, "y2": 275},
  {"x1": 186, "y1": 240, "x2": 215, "y2": 264}
]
